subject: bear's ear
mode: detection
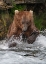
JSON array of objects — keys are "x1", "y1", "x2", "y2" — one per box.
[
  {"x1": 29, "y1": 10, "x2": 33, "y2": 16},
  {"x1": 15, "y1": 10, "x2": 19, "y2": 15},
  {"x1": 30, "y1": 10, "x2": 34, "y2": 22}
]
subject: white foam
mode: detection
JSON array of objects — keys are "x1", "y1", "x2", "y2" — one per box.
[
  {"x1": 0, "y1": 40, "x2": 8, "y2": 49},
  {"x1": 0, "y1": 34, "x2": 46, "y2": 50},
  {"x1": 0, "y1": 44, "x2": 8, "y2": 49},
  {"x1": 0, "y1": 34, "x2": 46, "y2": 64},
  {"x1": 34, "y1": 34, "x2": 46, "y2": 47},
  {"x1": 0, "y1": 52, "x2": 46, "y2": 64}
]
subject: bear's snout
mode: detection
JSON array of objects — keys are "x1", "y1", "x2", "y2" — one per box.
[{"x1": 22, "y1": 24, "x2": 28, "y2": 32}]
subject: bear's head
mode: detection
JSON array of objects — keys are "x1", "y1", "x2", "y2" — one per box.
[{"x1": 14, "y1": 10, "x2": 34, "y2": 32}]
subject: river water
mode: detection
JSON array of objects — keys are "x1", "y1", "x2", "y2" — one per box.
[{"x1": 0, "y1": 34, "x2": 46, "y2": 64}]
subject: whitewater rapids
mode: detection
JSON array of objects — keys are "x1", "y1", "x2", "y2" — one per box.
[{"x1": 0, "y1": 34, "x2": 46, "y2": 64}]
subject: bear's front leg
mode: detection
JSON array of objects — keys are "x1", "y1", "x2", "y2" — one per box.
[
  {"x1": 27, "y1": 31, "x2": 39, "y2": 44},
  {"x1": 7, "y1": 23, "x2": 18, "y2": 39}
]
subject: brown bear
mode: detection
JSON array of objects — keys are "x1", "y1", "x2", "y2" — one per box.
[{"x1": 7, "y1": 10, "x2": 39, "y2": 43}]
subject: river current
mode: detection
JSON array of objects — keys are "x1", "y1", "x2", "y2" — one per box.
[{"x1": 0, "y1": 34, "x2": 46, "y2": 64}]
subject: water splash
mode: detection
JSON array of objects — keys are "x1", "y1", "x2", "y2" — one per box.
[
  {"x1": 0, "y1": 40, "x2": 8, "y2": 49},
  {"x1": 0, "y1": 34, "x2": 46, "y2": 49},
  {"x1": 0, "y1": 34, "x2": 46, "y2": 64},
  {"x1": 34, "y1": 34, "x2": 46, "y2": 47}
]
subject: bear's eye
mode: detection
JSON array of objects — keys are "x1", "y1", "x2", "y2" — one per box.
[
  {"x1": 26, "y1": 21, "x2": 30, "y2": 24},
  {"x1": 22, "y1": 21, "x2": 24, "y2": 24}
]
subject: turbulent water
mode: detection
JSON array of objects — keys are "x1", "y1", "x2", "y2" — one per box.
[{"x1": 0, "y1": 34, "x2": 46, "y2": 64}]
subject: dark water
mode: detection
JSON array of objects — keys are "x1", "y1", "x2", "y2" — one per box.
[{"x1": 0, "y1": 34, "x2": 46, "y2": 64}]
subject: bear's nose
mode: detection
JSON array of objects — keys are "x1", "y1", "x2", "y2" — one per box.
[
  {"x1": 22, "y1": 28, "x2": 27, "y2": 32},
  {"x1": 22, "y1": 24, "x2": 28, "y2": 32}
]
